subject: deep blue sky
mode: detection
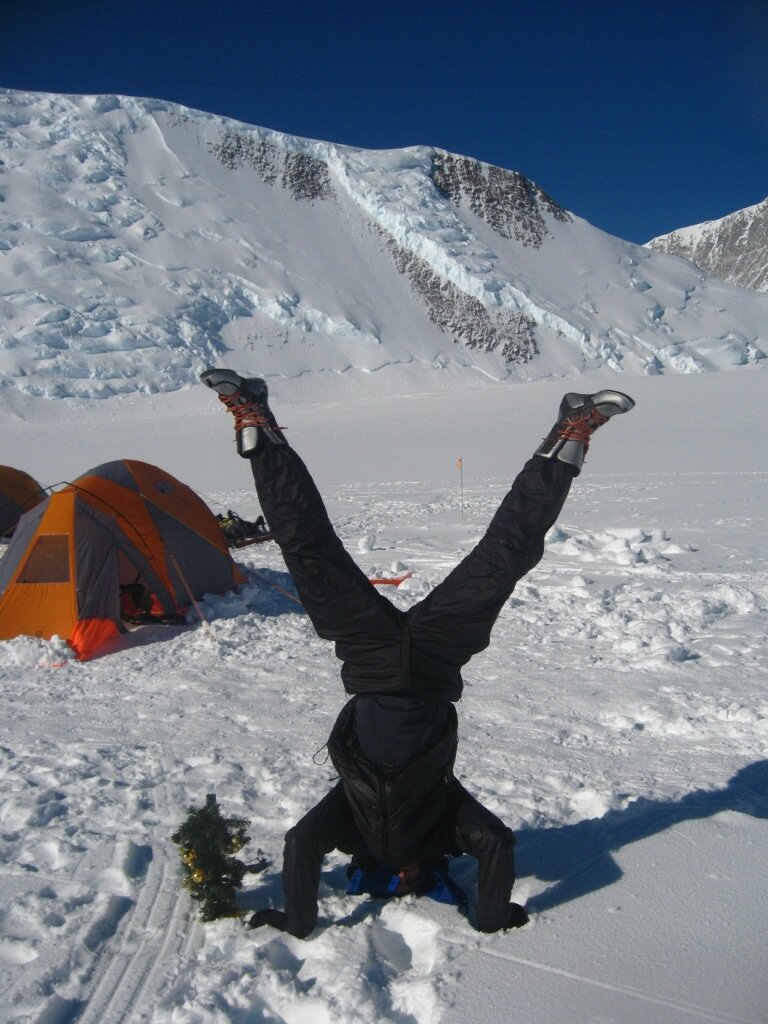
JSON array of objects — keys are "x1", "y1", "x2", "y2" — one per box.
[{"x1": 2, "y1": 0, "x2": 766, "y2": 242}]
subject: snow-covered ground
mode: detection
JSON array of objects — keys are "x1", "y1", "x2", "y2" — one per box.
[{"x1": 1, "y1": 364, "x2": 766, "y2": 1024}]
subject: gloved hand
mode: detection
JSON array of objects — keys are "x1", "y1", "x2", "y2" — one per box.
[
  {"x1": 478, "y1": 902, "x2": 530, "y2": 933},
  {"x1": 504, "y1": 902, "x2": 529, "y2": 929},
  {"x1": 248, "y1": 908, "x2": 289, "y2": 932}
]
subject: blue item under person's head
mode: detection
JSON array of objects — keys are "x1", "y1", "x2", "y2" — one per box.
[{"x1": 346, "y1": 859, "x2": 466, "y2": 906}]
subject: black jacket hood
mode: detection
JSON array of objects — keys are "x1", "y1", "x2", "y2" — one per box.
[{"x1": 328, "y1": 697, "x2": 458, "y2": 867}]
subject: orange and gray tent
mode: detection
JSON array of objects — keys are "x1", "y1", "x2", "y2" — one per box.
[
  {"x1": 0, "y1": 466, "x2": 45, "y2": 537},
  {"x1": 0, "y1": 459, "x2": 246, "y2": 659}
]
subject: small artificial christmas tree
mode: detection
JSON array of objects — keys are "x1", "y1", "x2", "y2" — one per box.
[{"x1": 171, "y1": 793, "x2": 267, "y2": 921}]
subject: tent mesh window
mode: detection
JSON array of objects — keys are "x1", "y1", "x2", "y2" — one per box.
[{"x1": 18, "y1": 535, "x2": 70, "y2": 583}]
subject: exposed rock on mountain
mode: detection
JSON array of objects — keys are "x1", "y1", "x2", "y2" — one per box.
[
  {"x1": 387, "y1": 235, "x2": 538, "y2": 363},
  {"x1": 210, "y1": 130, "x2": 335, "y2": 202},
  {"x1": 430, "y1": 151, "x2": 571, "y2": 246},
  {"x1": 647, "y1": 198, "x2": 768, "y2": 292}
]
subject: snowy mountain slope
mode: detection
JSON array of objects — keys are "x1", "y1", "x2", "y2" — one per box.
[
  {"x1": 647, "y1": 197, "x2": 768, "y2": 292},
  {"x1": 1, "y1": 88, "x2": 767, "y2": 407}
]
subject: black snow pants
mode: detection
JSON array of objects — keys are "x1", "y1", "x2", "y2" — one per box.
[{"x1": 249, "y1": 438, "x2": 575, "y2": 935}]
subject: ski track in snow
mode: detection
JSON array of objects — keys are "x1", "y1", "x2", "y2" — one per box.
[{"x1": 1, "y1": 455, "x2": 767, "y2": 1023}]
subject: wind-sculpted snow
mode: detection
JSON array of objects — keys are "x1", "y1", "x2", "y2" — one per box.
[{"x1": 1, "y1": 88, "x2": 767, "y2": 401}]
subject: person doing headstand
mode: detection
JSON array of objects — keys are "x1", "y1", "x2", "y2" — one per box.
[{"x1": 202, "y1": 368, "x2": 634, "y2": 937}]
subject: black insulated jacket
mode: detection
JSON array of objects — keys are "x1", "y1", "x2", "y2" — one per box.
[{"x1": 327, "y1": 697, "x2": 459, "y2": 868}]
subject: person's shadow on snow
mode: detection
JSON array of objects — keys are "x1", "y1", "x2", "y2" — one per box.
[{"x1": 513, "y1": 759, "x2": 768, "y2": 913}]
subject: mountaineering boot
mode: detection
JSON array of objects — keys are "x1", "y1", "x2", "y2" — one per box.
[
  {"x1": 535, "y1": 390, "x2": 635, "y2": 473},
  {"x1": 200, "y1": 368, "x2": 286, "y2": 457}
]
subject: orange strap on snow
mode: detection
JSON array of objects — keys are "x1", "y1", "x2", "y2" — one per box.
[{"x1": 370, "y1": 572, "x2": 413, "y2": 587}]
